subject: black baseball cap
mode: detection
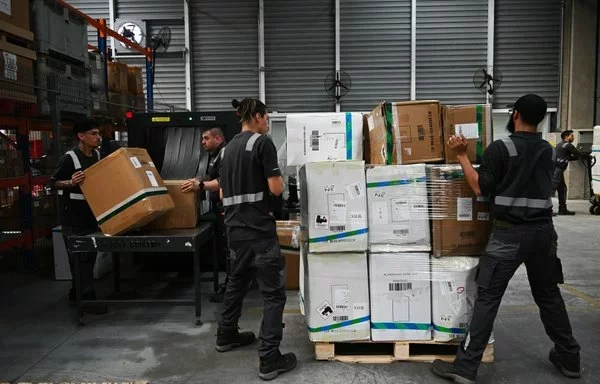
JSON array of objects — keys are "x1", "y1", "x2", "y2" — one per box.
[
  {"x1": 507, "y1": 94, "x2": 547, "y2": 126},
  {"x1": 73, "y1": 119, "x2": 99, "y2": 135}
]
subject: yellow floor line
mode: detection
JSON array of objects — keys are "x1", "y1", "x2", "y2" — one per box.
[{"x1": 560, "y1": 283, "x2": 600, "y2": 310}]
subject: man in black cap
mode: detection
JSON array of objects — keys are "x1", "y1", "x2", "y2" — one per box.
[
  {"x1": 431, "y1": 94, "x2": 580, "y2": 383},
  {"x1": 552, "y1": 129, "x2": 581, "y2": 215},
  {"x1": 51, "y1": 119, "x2": 107, "y2": 314}
]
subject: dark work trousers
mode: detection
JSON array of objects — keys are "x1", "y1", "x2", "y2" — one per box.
[
  {"x1": 552, "y1": 167, "x2": 568, "y2": 209},
  {"x1": 219, "y1": 237, "x2": 287, "y2": 358},
  {"x1": 62, "y1": 225, "x2": 99, "y2": 295},
  {"x1": 215, "y1": 212, "x2": 230, "y2": 283},
  {"x1": 454, "y1": 221, "x2": 580, "y2": 377}
]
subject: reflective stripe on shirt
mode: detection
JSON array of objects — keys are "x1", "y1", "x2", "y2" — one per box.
[
  {"x1": 500, "y1": 138, "x2": 518, "y2": 157},
  {"x1": 495, "y1": 196, "x2": 552, "y2": 209},
  {"x1": 222, "y1": 192, "x2": 264, "y2": 207}
]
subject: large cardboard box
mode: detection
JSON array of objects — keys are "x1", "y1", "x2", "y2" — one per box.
[
  {"x1": 282, "y1": 248, "x2": 300, "y2": 290},
  {"x1": 442, "y1": 104, "x2": 492, "y2": 164},
  {"x1": 107, "y1": 61, "x2": 128, "y2": 94},
  {"x1": 304, "y1": 251, "x2": 370, "y2": 342},
  {"x1": 286, "y1": 113, "x2": 364, "y2": 166},
  {"x1": 81, "y1": 148, "x2": 174, "y2": 236},
  {"x1": 277, "y1": 220, "x2": 300, "y2": 249},
  {"x1": 299, "y1": 161, "x2": 368, "y2": 253},
  {"x1": 366, "y1": 164, "x2": 430, "y2": 252},
  {"x1": 369, "y1": 253, "x2": 432, "y2": 341},
  {"x1": 367, "y1": 101, "x2": 444, "y2": 165},
  {"x1": 428, "y1": 165, "x2": 492, "y2": 257},
  {"x1": 0, "y1": 1, "x2": 30, "y2": 31},
  {"x1": 431, "y1": 257, "x2": 478, "y2": 342},
  {"x1": 145, "y1": 180, "x2": 197, "y2": 229}
]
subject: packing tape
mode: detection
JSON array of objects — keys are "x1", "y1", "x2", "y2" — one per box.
[
  {"x1": 476, "y1": 105, "x2": 483, "y2": 164},
  {"x1": 385, "y1": 103, "x2": 395, "y2": 165},
  {"x1": 345, "y1": 112, "x2": 352, "y2": 160}
]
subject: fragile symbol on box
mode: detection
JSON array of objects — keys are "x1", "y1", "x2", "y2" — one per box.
[
  {"x1": 316, "y1": 301, "x2": 334, "y2": 320},
  {"x1": 314, "y1": 214, "x2": 329, "y2": 229}
]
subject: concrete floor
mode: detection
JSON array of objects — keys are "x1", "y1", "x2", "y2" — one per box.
[{"x1": 1, "y1": 199, "x2": 599, "y2": 384}]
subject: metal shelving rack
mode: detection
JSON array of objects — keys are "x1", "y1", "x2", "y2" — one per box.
[{"x1": 0, "y1": 0, "x2": 155, "y2": 268}]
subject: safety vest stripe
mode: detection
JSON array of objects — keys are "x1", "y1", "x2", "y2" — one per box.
[
  {"x1": 94, "y1": 149, "x2": 101, "y2": 161},
  {"x1": 495, "y1": 196, "x2": 552, "y2": 209},
  {"x1": 501, "y1": 138, "x2": 518, "y2": 157},
  {"x1": 222, "y1": 192, "x2": 264, "y2": 207},
  {"x1": 245, "y1": 133, "x2": 261, "y2": 151},
  {"x1": 70, "y1": 193, "x2": 85, "y2": 200},
  {"x1": 66, "y1": 151, "x2": 82, "y2": 170}
]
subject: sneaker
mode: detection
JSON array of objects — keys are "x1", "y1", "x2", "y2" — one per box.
[
  {"x1": 558, "y1": 209, "x2": 576, "y2": 215},
  {"x1": 215, "y1": 329, "x2": 256, "y2": 352},
  {"x1": 549, "y1": 348, "x2": 581, "y2": 378},
  {"x1": 431, "y1": 360, "x2": 475, "y2": 384},
  {"x1": 259, "y1": 352, "x2": 297, "y2": 381}
]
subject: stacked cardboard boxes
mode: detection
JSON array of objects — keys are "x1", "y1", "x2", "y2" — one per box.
[
  {"x1": 107, "y1": 61, "x2": 128, "y2": 119},
  {"x1": 299, "y1": 161, "x2": 370, "y2": 342},
  {"x1": 593, "y1": 127, "x2": 600, "y2": 194},
  {"x1": 127, "y1": 66, "x2": 145, "y2": 113}
]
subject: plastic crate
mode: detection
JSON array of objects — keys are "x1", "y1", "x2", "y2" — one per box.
[
  {"x1": 89, "y1": 52, "x2": 106, "y2": 92},
  {"x1": 31, "y1": 0, "x2": 88, "y2": 65},
  {"x1": 35, "y1": 54, "x2": 91, "y2": 117},
  {"x1": 91, "y1": 89, "x2": 107, "y2": 116}
]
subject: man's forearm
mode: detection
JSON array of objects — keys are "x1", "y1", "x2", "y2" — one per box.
[
  {"x1": 203, "y1": 179, "x2": 220, "y2": 192},
  {"x1": 54, "y1": 180, "x2": 75, "y2": 189},
  {"x1": 457, "y1": 154, "x2": 481, "y2": 196}
]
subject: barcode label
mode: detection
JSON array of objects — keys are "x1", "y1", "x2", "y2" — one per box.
[
  {"x1": 335, "y1": 305, "x2": 348, "y2": 310},
  {"x1": 418, "y1": 125, "x2": 425, "y2": 141},
  {"x1": 389, "y1": 282, "x2": 413, "y2": 291},
  {"x1": 311, "y1": 130, "x2": 319, "y2": 151},
  {"x1": 393, "y1": 229, "x2": 409, "y2": 236},
  {"x1": 330, "y1": 225, "x2": 346, "y2": 232},
  {"x1": 332, "y1": 202, "x2": 345, "y2": 208},
  {"x1": 446, "y1": 281, "x2": 454, "y2": 292},
  {"x1": 333, "y1": 316, "x2": 349, "y2": 322}
]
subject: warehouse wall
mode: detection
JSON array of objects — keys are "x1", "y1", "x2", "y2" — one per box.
[{"x1": 68, "y1": 0, "x2": 563, "y2": 113}]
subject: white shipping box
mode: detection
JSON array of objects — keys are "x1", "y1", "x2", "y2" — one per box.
[
  {"x1": 366, "y1": 164, "x2": 431, "y2": 252},
  {"x1": 299, "y1": 161, "x2": 368, "y2": 253},
  {"x1": 304, "y1": 251, "x2": 370, "y2": 342},
  {"x1": 286, "y1": 113, "x2": 364, "y2": 166},
  {"x1": 369, "y1": 253, "x2": 432, "y2": 341},
  {"x1": 431, "y1": 257, "x2": 478, "y2": 342},
  {"x1": 592, "y1": 145, "x2": 600, "y2": 177},
  {"x1": 52, "y1": 226, "x2": 112, "y2": 280}
]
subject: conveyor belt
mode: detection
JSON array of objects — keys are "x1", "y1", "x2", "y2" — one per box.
[{"x1": 160, "y1": 127, "x2": 208, "y2": 180}]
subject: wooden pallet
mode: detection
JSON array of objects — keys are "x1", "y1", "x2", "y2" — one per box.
[{"x1": 314, "y1": 340, "x2": 494, "y2": 364}]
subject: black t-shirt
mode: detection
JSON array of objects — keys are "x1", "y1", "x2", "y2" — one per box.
[
  {"x1": 206, "y1": 143, "x2": 225, "y2": 205},
  {"x1": 478, "y1": 132, "x2": 554, "y2": 224},
  {"x1": 51, "y1": 147, "x2": 100, "y2": 228},
  {"x1": 555, "y1": 140, "x2": 581, "y2": 170},
  {"x1": 220, "y1": 131, "x2": 282, "y2": 242}
]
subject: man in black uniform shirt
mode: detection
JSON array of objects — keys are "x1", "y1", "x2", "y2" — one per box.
[
  {"x1": 182, "y1": 127, "x2": 228, "y2": 302},
  {"x1": 51, "y1": 119, "x2": 107, "y2": 314},
  {"x1": 552, "y1": 129, "x2": 581, "y2": 215},
  {"x1": 216, "y1": 98, "x2": 297, "y2": 381},
  {"x1": 431, "y1": 94, "x2": 580, "y2": 383}
]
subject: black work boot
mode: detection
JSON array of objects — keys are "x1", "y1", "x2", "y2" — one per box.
[
  {"x1": 215, "y1": 328, "x2": 256, "y2": 352},
  {"x1": 549, "y1": 348, "x2": 581, "y2": 378},
  {"x1": 558, "y1": 208, "x2": 576, "y2": 215},
  {"x1": 259, "y1": 352, "x2": 297, "y2": 381},
  {"x1": 431, "y1": 360, "x2": 476, "y2": 384}
]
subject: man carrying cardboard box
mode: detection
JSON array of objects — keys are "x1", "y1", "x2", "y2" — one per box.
[
  {"x1": 51, "y1": 119, "x2": 108, "y2": 315},
  {"x1": 432, "y1": 94, "x2": 580, "y2": 383},
  {"x1": 182, "y1": 127, "x2": 229, "y2": 302},
  {"x1": 217, "y1": 98, "x2": 296, "y2": 381}
]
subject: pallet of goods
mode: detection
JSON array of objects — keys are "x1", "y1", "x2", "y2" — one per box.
[{"x1": 296, "y1": 101, "x2": 495, "y2": 364}]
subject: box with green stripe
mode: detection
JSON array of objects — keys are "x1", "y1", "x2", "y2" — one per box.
[
  {"x1": 299, "y1": 161, "x2": 368, "y2": 253},
  {"x1": 369, "y1": 253, "x2": 432, "y2": 341},
  {"x1": 80, "y1": 147, "x2": 174, "y2": 236},
  {"x1": 442, "y1": 104, "x2": 492, "y2": 164},
  {"x1": 304, "y1": 251, "x2": 370, "y2": 342},
  {"x1": 285, "y1": 112, "x2": 364, "y2": 167}
]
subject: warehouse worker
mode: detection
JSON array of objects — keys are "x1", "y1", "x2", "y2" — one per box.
[
  {"x1": 182, "y1": 127, "x2": 228, "y2": 302},
  {"x1": 51, "y1": 119, "x2": 108, "y2": 315},
  {"x1": 216, "y1": 98, "x2": 296, "y2": 381},
  {"x1": 432, "y1": 94, "x2": 580, "y2": 383},
  {"x1": 552, "y1": 129, "x2": 581, "y2": 215}
]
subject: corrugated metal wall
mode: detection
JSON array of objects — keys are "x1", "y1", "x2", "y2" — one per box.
[
  {"x1": 66, "y1": 0, "x2": 110, "y2": 47},
  {"x1": 191, "y1": 0, "x2": 259, "y2": 111},
  {"x1": 416, "y1": 0, "x2": 488, "y2": 104},
  {"x1": 115, "y1": 1, "x2": 187, "y2": 110},
  {"x1": 340, "y1": 0, "x2": 411, "y2": 111},
  {"x1": 494, "y1": 0, "x2": 562, "y2": 108},
  {"x1": 264, "y1": 0, "x2": 335, "y2": 112}
]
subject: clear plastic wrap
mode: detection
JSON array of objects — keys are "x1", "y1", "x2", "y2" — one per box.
[{"x1": 276, "y1": 220, "x2": 301, "y2": 249}]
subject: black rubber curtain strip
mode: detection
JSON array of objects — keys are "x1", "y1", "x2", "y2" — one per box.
[{"x1": 160, "y1": 127, "x2": 208, "y2": 180}]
